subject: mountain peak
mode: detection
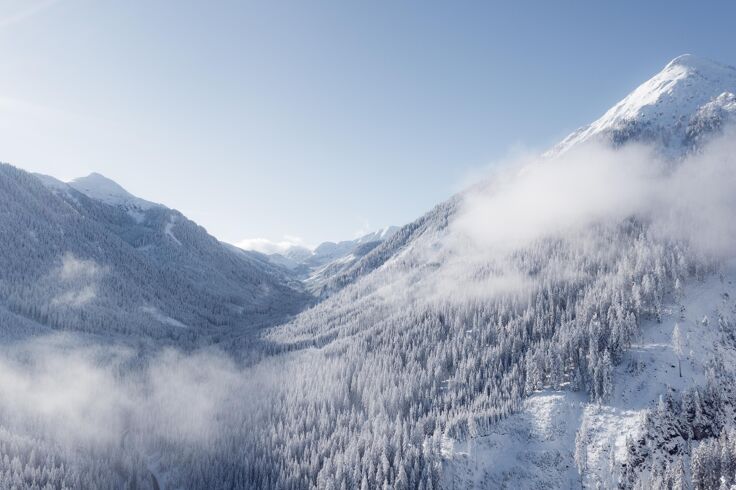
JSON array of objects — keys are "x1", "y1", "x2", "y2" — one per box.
[
  {"x1": 68, "y1": 173, "x2": 159, "y2": 209},
  {"x1": 664, "y1": 53, "x2": 733, "y2": 73},
  {"x1": 666, "y1": 53, "x2": 697, "y2": 66},
  {"x1": 550, "y1": 55, "x2": 736, "y2": 157},
  {"x1": 72, "y1": 172, "x2": 130, "y2": 196}
]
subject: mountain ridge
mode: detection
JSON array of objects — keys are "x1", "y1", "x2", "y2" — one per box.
[{"x1": 0, "y1": 164, "x2": 311, "y2": 343}]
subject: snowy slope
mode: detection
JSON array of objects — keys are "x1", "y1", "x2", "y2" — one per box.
[{"x1": 443, "y1": 267, "x2": 736, "y2": 488}]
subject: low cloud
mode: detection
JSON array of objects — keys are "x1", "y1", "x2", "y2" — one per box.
[
  {"x1": 235, "y1": 235, "x2": 311, "y2": 255},
  {"x1": 652, "y1": 132, "x2": 736, "y2": 256},
  {"x1": 454, "y1": 142, "x2": 662, "y2": 252},
  {"x1": 0, "y1": 337, "x2": 133, "y2": 446},
  {"x1": 0, "y1": 336, "x2": 260, "y2": 450},
  {"x1": 50, "y1": 253, "x2": 106, "y2": 306},
  {"x1": 388, "y1": 128, "x2": 736, "y2": 306},
  {"x1": 58, "y1": 253, "x2": 103, "y2": 281},
  {"x1": 455, "y1": 130, "x2": 736, "y2": 259}
]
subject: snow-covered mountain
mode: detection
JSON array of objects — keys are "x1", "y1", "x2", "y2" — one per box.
[
  {"x1": 248, "y1": 54, "x2": 736, "y2": 489},
  {"x1": 0, "y1": 167, "x2": 309, "y2": 342},
  {"x1": 317, "y1": 55, "x2": 736, "y2": 302},
  {"x1": 311, "y1": 226, "x2": 400, "y2": 265},
  {"x1": 36, "y1": 172, "x2": 162, "y2": 225},
  {"x1": 264, "y1": 226, "x2": 400, "y2": 294},
  {"x1": 549, "y1": 54, "x2": 736, "y2": 158}
]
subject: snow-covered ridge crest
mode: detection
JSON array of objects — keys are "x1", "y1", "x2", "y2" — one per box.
[
  {"x1": 550, "y1": 54, "x2": 736, "y2": 157},
  {"x1": 35, "y1": 171, "x2": 163, "y2": 223},
  {"x1": 35, "y1": 171, "x2": 161, "y2": 210},
  {"x1": 68, "y1": 172, "x2": 160, "y2": 210}
]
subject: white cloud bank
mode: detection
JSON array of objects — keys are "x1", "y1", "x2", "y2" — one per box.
[
  {"x1": 235, "y1": 235, "x2": 311, "y2": 255},
  {"x1": 388, "y1": 129, "x2": 736, "y2": 306},
  {"x1": 0, "y1": 337, "x2": 261, "y2": 449},
  {"x1": 454, "y1": 130, "x2": 736, "y2": 258}
]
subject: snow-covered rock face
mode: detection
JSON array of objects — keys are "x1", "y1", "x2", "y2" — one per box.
[
  {"x1": 550, "y1": 54, "x2": 736, "y2": 158},
  {"x1": 355, "y1": 225, "x2": 400, "y2": 244},
  {"x1": 686, "y1": 91, "x2": 736, "y2": 147}
]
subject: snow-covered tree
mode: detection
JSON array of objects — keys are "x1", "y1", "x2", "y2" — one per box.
[{"x1": 673, "y1": 323, "x2": 685, "y2": 378}]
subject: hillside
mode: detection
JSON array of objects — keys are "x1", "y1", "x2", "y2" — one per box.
[
  {"x1": 0, "y1": 166, "x2": 309, "y2": 343},
  {"x1": 444, "y1": 264, "x2": 736, "y2": 488}
]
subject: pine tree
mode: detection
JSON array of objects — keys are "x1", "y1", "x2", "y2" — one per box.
[
  {"x1": 671, "y1": 456, "x2": 686, "y2": 490},
  {"x1": 575, "y1": 421, "x2": 588, "y2": 488},
  {"x1": 672, "y1": 323, "x2": 684, "y2": 378}
]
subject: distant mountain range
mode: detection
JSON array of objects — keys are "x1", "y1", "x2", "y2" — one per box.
[{"x1": 263, "y1": 226, "x2": 400, "y2": 295}]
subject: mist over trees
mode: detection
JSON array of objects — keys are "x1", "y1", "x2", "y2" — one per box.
[
  {"x1": 1, "y1": 122, "x2": 736, "y2": 488},
  {"x1": 0, "y1": 197, "x2": 717, "y2": 488}
]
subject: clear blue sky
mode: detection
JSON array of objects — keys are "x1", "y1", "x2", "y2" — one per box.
[{"x1": 1, "y1": 0, "x2": 735, "y2": 248}]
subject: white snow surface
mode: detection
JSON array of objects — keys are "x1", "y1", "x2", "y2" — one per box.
[
  {"x1": 140, "y1": 306, "x2": 188, "y2": 329},
  {"x1": 443, "y1": 264, "x2": 736, "y2": 489},
  {"x1": 164, "y1": 215, "x2": 182, "y2": 246}
]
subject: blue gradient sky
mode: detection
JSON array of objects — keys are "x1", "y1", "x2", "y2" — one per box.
[{"x1": 1, "y1": 0, "x2": 734, "y2": 247}]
